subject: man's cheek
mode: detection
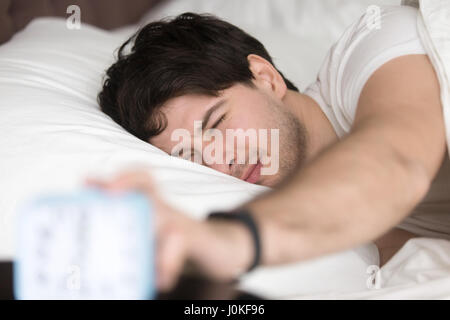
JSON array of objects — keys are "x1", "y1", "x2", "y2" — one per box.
[{"x1": 260, "y1": 129, "x2": 280, "y2": 176}]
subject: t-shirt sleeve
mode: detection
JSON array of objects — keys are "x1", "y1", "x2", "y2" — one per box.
[{"x1": 304, "y1": 5, "x2": 427, "y2": 137}]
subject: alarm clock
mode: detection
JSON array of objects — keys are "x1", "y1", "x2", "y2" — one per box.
[{"x1": 14, "y1": 187, "x2": 155, "y2": 300}]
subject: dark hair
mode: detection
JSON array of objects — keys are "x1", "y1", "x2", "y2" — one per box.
[{"x1": 98, "y1": 12, "x2": 299, "y2": 142}]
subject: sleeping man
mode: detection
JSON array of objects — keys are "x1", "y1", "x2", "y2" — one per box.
[{"x1": 87, "y1": 5, "x2": 450, "y2": 291}]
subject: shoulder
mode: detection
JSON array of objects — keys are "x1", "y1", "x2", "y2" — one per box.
[{"x1": 304, "y1": 5, "x2": 426, "y2": 136}]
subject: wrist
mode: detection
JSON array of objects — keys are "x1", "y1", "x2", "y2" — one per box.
[
  {"x1": 209, "y1": 219, "x2": 255, "y2": 276},
  {"x1": 186, "y1": 217, "x2": 254, "y2": 281}
]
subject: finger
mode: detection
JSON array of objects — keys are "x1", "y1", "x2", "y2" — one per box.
[
  {"x1": 86, "y1": 169, "x2": 170, "y2": 227},
  {"x1": 84, "y1": 177, "x2": 108, "y2": 186},
  {"x1": 156, "y1": 227, "x2": 187, "y2": 292},
  {"x1": 107, "y1": 170, "x2": 157, "y2": 194},
  {"x1": 110, "y1": 172, "x2": 170, "y2": 215},
  {"x1": 86, "y1": 170, "x2": 159, "y2": 201}
]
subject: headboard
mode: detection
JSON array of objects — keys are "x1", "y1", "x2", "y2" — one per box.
[{"x1": 0, "y1": 0, "x2": 163, "y2": 45}]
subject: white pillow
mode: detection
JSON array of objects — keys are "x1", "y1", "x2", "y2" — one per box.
[
  {"x1": 0, "y1": 17, "x2": 378, "y2": 298},
  {"x1": 136, "y1": 0, "x2": 401, "y2": 90}
]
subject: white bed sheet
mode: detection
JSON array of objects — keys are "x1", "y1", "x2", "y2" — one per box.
[{"x1": 286, "y1": 238, "x2": 450, "y2": 299}]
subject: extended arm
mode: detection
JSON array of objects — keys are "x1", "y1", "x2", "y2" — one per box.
[
  {"x1": 87, "y1": 55, "x2": 447, "y2": 289},
  {"x1": 191, "y1": 54, "x2": 447, "y2": 279}
]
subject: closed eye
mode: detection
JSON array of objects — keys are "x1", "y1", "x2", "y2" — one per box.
[{"x1": 211, "y1": 114, "x2": 227, "y2": 129}]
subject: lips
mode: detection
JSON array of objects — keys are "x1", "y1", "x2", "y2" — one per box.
[{"x1": 242, "y1": 162, "x2": 262, "y2": 184}]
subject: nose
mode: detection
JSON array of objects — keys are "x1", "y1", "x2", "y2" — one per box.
[{"x1": 200, "y1": 140, "x2": 245, "y2": 180}]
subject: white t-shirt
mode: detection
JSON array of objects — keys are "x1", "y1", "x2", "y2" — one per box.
[
  {"x1": 304, "y1": 5, "x2": 426, "y2": 138},
  {"x1": 304, "y1": 5, "x2": 450, "y2": 240}
]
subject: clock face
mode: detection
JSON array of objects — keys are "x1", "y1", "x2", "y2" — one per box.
[{"x1": 14, "y1": 188, "x2": 155, "y2": 300}]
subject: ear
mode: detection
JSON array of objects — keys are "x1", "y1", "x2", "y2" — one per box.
[{"x1": 247, "y1": 54, "x2": 287, "y2": 100}]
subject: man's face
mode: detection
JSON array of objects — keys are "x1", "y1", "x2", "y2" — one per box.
[{"x1": 150, "y1": 83, "x2": 308, "y2": 187}]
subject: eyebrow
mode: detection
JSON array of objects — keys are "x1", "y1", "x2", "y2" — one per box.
[{"x1": 200, "y1": 99, "x2": 227, "y2": 132}]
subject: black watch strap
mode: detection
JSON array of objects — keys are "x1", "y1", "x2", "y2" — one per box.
[{"x1": 206, "y1": 208, "x2": 261, "y2": 274}]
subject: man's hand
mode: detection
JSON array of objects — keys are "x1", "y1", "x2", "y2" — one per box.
[
  {"x1": 84, "y1": 168, "x2": 253, "y2": 292},
  {"x1": 85, "y1": 169, "x2": 193, "y2": 292}
]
